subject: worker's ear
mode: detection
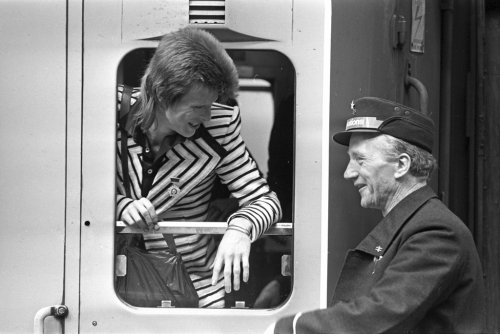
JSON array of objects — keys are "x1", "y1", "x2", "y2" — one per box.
[{"x1": 394, "y1": 153, "x2": 411, "y2": 179}]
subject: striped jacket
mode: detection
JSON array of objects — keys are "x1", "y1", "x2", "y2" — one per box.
[{"x1": 116, "y1": 86, "x2": 282, "y2": 308}]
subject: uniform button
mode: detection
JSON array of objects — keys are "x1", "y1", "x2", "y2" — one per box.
[
  {"x1": 147, "y1": 169, "x2": 153, "y2": 174},
  {"x1": 145, "y1": 148, "x2": 150, "y2": 153}
]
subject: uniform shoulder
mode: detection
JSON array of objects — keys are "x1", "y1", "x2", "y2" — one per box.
[{"x1": 412, "y1": 197, "x2": 474, "y2": 241}]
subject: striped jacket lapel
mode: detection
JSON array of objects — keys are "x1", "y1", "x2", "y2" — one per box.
[{"x1": 130, "y1": 125, "x2": 227, "y2": 216}]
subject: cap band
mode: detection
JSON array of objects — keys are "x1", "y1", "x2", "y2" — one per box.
[{"x1": 345, "y1": 117, "x2": 383, "y2": 131}]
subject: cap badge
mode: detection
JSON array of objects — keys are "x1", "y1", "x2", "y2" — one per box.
[
  {"x1": 345, "y1": 117, "x2": 383, "y2": 131},
  {"x1": 350, "y1": 100, "x2": 356, "y2": 114}
]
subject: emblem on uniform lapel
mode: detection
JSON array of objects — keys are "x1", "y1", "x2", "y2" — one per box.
[
  {"x1": 372, "y1": 245, "x2": 384, "y2": 274},
  {"x1": 372, "y1": 255, "x2": 384, "y2": 275},
  {"x1": 166, "y1": 177, "x2": 181, "y2": 197}
]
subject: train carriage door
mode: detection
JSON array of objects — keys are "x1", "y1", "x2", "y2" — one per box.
[
  {"x1": 80, "y1": 0, "x2": 330, "y2": 332},
  {"x1": 0, "y1": 2, "x2": 69, "y2": 334}
]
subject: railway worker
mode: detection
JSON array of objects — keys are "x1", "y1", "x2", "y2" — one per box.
[
  {"x1": 116, "y1": 27, "x2": 282, "y2": 308},
  {"x1": 271, "y1": 97, "x2": 485, "y2": 333}
]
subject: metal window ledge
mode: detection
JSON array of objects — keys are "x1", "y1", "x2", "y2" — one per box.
[{"x1": 116, "y1": 221, "x2": 293, "y2": 236}]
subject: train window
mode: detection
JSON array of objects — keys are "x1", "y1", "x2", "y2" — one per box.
[
  {"x1": 115, "y1": 48, "x2": 295, "y2": 310},
  {"x1": 238, "y1": 78, "x2": 273, "y2": 178}
]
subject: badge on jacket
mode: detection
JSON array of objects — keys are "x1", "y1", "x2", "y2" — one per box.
[
  {"x1": 372, "y1": 255, "x2": 383, "y2": 275},
  {"x1": 167, "y1": 177, "x2": 181, "y2": 197}
]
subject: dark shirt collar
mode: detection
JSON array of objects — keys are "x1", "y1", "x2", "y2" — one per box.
[
  {"x1": 355, "y1": 185, "x2": 438, "y2": 257},
  {"x1": 134, "y1": 126, "x2": 185, "y2": 154}
]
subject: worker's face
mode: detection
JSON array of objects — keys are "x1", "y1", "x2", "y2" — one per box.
[
  {"x1": 164, "y1": 83, "x2": 218, "y2": 138},
  {"x1": 344, "y1": 133, "x2": 399, "y2": 212}
]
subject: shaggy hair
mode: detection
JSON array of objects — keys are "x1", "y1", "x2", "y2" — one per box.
[
  {"x1": 382, "y1": 134, "x2": 437, "y2": 180},
  {"x1": 129, "y1": 27, "x2": 239, "y2": 132}
]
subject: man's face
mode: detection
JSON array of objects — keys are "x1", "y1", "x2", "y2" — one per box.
[
  {"x1": 344, "y1": 133, "x2": 399, "y2": 212},
  {"x1": 164, "y1": 83, "x2": 218, "y2": 138}
]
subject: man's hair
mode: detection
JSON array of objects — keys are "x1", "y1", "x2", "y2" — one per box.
[
  {"x1": 382, "y1": 135, "x2": 437, "y2": 179},
  {"x1": 130, "y1": 27, "x2": 239, "y2": 132}
]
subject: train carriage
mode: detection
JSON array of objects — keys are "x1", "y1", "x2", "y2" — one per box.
[{"x1": 1, "y1": 0, "x2": 499, "y2": 333}]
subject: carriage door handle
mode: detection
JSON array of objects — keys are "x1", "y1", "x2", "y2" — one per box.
[
  {"x1": 405, "y1": 64, "x2": 429, "y2": 115},
  {"x1": 34, "y1": 305, "x2": 68, "y2": 334}
]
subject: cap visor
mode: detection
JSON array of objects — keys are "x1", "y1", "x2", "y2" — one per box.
[
  {"x1": 332, "y1": 131, "x2": 352, "y2": 146},
  {"x1": 332, "y1": 129, "x2": 380, "y2": 145}
]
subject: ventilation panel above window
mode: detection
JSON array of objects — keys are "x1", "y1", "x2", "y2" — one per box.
[{"x1": 189, "y1": 0, "x2": 225, "y2": 24}]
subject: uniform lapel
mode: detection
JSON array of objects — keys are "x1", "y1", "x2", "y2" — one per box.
[
  {"x1": 356, "y1": 186, "x2": 437, "y2": 258},
  {"x1": 331, "y1": 186, "x2": 438, "y2": 305}
]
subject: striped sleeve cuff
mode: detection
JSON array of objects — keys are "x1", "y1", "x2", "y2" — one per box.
[
  {"x1": 116, "y1": 195, "x2": 133, "y2": 220},
  {"x1": 227, "y1": 191, "x2": 282, "y2": 241}
]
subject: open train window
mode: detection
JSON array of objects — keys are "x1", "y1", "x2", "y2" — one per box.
[{"x1": 115, "y1": 48, "x2": 295, "y2": 309}]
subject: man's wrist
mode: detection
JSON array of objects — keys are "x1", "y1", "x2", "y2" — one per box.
[{"x1": 227, "y1": 217, "x2": 252, "y2": 237}]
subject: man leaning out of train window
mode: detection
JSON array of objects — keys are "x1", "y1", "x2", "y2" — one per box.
[
  {"x1": 116, "y1": 27, "x2": 282, "y2": 308},
  {"x1": 267, "y1": 97, "x2": 485, "y2": 333}
]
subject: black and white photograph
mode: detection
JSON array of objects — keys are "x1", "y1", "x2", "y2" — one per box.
[{"x1": 0, "y1": 0, "x2": 498, "y2": 333}]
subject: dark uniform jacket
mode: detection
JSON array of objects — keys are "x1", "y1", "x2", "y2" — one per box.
[{"x1": 275, "y1": 186, "x2": 485, "y2": 333}]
